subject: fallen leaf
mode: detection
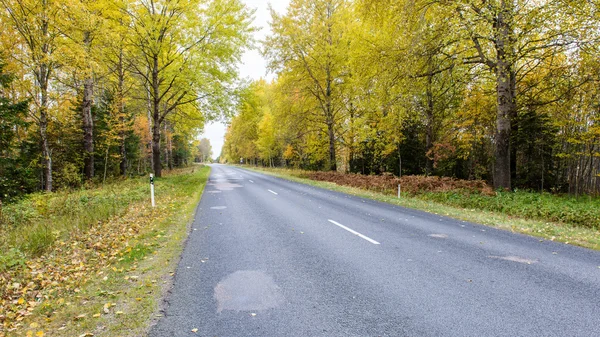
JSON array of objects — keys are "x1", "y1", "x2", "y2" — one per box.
[
  {"x1": 191, "y1": 328, "x2": 198, "y2": 333},
  {"x1": 36, "y1": 331, "x2": 44, "y2": 337},
  {"x1": 92, "y1": 313, "x2": 101, "y2": 318}
]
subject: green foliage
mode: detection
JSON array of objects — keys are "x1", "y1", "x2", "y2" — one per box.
[
  {"x1": 0, "y1": 59, "x2": 33, "y2": 200},
  {"x1": 417, "y1": 191, "x2": 600, "y2": 230},
  {"x1": 0, "y1": 166, "x2": 211, "y2": 335},
  {"x1": 0, "y1": 247, "x2": 26, "y2": 272},
  {"x1": 222, "y1": 0, "x2": 600, "y2": 197},
  {"x1": 0, "y1": 176, "x2": 148, "y2": 256},
  {"x1": 0, "y1": 0, "x2": 253, "y2": 196}
]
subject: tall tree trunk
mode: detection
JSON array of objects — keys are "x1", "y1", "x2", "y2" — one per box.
[
  {"x1": 325, "y1": 69, "x2": 336, "y2": 171},
  {"x1": 119, "y1": 122, "x2": 127, "y2": 176},
  {"x1": 425, "y1": 71, "x2": 434, "y2": 175},
  {"x1": 324, "y1": 9, "x2": 336, "y2": 172},
  {"x1": 39, "y1": 63, "x2": 52, "y2": 191},
  {"x1": 164, "y1": 122, "x2": 169, "y2": 171},
  {"x1": 40, "y1": 103, "x2": 52, "y2": 191},
  {"x1": 82, "y1": 76, "x2": 94, "y2": 180},
  {"x1": 38, "y1": 11, "x2": 52, "y2": 191},
  {"x1": 151, "y1": 55, "x2": 162, "y2": 177},
  {"x1": 146, "y1": 79, "x2": 153, "y2": 172},
  {"x1": 167, "y1": 124, "x2": 173, "y2": 170},
  {"x1": 398, "y1": 143, "x2": 402, "y2": 177},
  {"x1": 152, "y1": 120, "x2": 161, "y2": 177},
  {"x1": 327, "y1": 121, "x2": 336, "y2": 171},
  {"x1": 493, "y1": 0, "x2": 515, "y2": 190},
  {"x1": 118, "y1": 51, "x2": 127, "y2": 176},
  {"x1": 82, "y1": 31, "x2": 94, "y2": 180}
]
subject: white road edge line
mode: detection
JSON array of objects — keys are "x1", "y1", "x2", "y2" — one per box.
[
  {"x1": 327, "y1": 219, "x2": 380, "y2": 245},
  {"x1": 268, "y1": 189, "x2": 278, "y2": 195},
  {"x1": 249, "y1": 180, "x2": 254, "y2": 183}
]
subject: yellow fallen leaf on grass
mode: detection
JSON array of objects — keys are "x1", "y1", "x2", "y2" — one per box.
[
  {"x1": 36, "y1": 331, "x2": 44, "y2": 337},
  {"x1": 115, "y1": 311, "x2": 124, "y2": 315},
  {"x1": 93, "y1": 313, "x2": 101, "y2": 318}
]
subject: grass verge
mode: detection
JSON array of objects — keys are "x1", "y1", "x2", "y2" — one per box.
[
  {"x1": 245, "y1": 166, "x2": 600, "y2": 251},
  {"x1": 0, "y1": 165, "x2": 210, "y2": 336}
]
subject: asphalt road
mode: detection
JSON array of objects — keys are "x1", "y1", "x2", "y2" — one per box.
[{"x1": 149, "y1": 164, "x2": 600, "y2": 337}]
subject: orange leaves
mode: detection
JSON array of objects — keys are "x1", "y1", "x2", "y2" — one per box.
[{"x1": 307, "y1": 171, "x2": 494, "y2": 196}]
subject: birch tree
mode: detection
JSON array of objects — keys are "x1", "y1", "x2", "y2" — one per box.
[{"x1": 0, "y1": 0, "x2": 65, "y2": 191}]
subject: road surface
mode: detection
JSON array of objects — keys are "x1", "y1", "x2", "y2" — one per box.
[{"x1": 150, "y1": 164, "x2": 600, "y2": 336}]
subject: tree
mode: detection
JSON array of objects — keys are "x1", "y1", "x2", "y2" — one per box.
[
  {"x1": 0, "y1": 58, "x2": 30, "y2": 199},
  {"x1": 446, "y1": 0, "x2": 579, "y2": 189},
  {"x1": 62, "y1": 0, "x2": 111, "y2": 180},
  {"x1": 256, "y1": 111, "x2": 277, "y2": 166},
  {"x1": 197, "y1": 138, "x2": 212, "y2": 163},
  {"x1": 125, "y1": 0, "x2": 254, "y2": 177},
  {"x1": 264, "y1": 0, "x2": 353, "y2": 171},
  {"x1": 0, "y1": 0, "x2": 65, "y2": 191}
]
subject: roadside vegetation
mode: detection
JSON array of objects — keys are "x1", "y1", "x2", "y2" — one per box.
[
  {"x1": 248, "y1": 167, "x2": 600, "y2": 251},
  {"x1": 0, "y1": 166, "x2": 210, "y2": 336},
  {"x1": 223, "y1": 0, "x2": 600, "y2": 199}
]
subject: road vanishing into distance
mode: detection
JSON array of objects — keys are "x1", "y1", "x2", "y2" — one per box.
[{"x1": 150, "y1": 164, "x2": 600, "y2": 337}]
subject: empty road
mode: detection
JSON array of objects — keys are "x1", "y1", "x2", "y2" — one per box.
[{"x1": 150, "y1": 164, "x2": 600, "y2": 336}]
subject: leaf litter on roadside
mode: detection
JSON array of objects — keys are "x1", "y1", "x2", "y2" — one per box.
[{"x1": 0, "y1": 199, "x2": 177, "y2": 334}]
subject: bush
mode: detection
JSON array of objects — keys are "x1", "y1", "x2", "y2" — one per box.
[
  {"x1": 307, "y1": 172, "x2": 495, "y2": 196},
  {"x1": 304, "y1": 172, "x2": 600, "y2": 229}
]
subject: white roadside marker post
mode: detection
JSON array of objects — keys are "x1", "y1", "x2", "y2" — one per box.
[
  {"x1": 150, "y1": 173, "x2": 156, "y2": 207},
  {"x1": 398, "y1": 184, "x2": 401, "y2": 198}
]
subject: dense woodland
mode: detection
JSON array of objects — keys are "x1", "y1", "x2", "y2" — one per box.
[
  {"x1": 2, "y1": 0, "x2": 600, "y2": 201},
  {"x1": 0, "y1": 0, "x2": 253, "y2": 200},
  {"x1": 223, "y1": 0, "x2": 600, "y2": 195}
]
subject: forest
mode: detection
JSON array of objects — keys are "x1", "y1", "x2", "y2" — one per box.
[
  {"x1": 222, "y1": 0, "x2": 600, "y2": 195},
  {"x1": 0, "y1": 0, "x2": 252, "y2": 200}
]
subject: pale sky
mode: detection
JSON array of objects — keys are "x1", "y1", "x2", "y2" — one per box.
[{"x1": 199, "y1": 0, "x2": 290, "y2": 159}]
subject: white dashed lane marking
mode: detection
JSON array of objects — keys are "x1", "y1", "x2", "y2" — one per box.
[{"x1": 327, "y1": 219, "x2": 380, "y2": 245}]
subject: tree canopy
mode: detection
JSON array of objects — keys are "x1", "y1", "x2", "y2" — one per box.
[
  {"x1": 223, "y1": 0, "x2": 600, "y2": 195},
  {"x1": 0, "y1": 0, "x2": 254, "y2": 199}
]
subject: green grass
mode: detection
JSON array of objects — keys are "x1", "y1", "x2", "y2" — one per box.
[
  {"x1": 417, "y1": 190, "x2": 600, "y2": 229},
  {"x1": 1, "y1": 165, "x2": 211, "y2": 336},
  {"x1": 1, "y1": 177, "x2": 149, "y2": 259},
  {"x1": 245, "y1": 166, "x2": 600, "y2": 251}
]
